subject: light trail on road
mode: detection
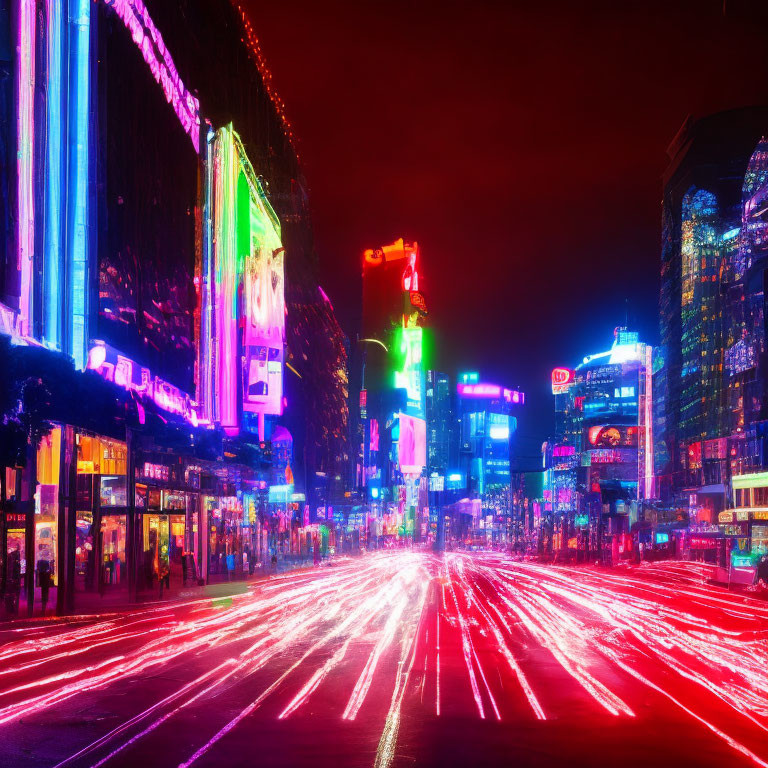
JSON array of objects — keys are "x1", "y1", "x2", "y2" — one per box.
[{"x1": 0, "y1": 551, "x2": 766, "y2": 768}]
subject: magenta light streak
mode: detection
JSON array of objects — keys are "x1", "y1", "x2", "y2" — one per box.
[
  {"x1": 17, "y1": 0, "x2": 35, "y2": 336},
  {"x1": 103, "y1": 0, "x2": 200, "y2": 152}
]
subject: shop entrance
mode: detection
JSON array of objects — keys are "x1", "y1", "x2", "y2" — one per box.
[
  {"x1": 74, "y1": 434, "x2": 127, "y2": 596},
  {"x1": 3, "y1": 512, "x2": 26, "y2": 614},
  {"x1": 99, "y1": 514, "x2": 127, "y2": 590},
  {"x1": 142, "y1": 514, "x2": 185, "y2": 593}
]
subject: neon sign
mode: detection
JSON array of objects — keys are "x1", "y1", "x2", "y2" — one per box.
[
  {"x1": 87, "y1": 342, "x2": 201, "y2": 426},
  {"x1": 732, "y1": 471, "x2": 768, "y2": 490},
  {"x1": 103, "y1": 0, "x2": 201, "y2": 152},
  {"x1": 398, "y1": 413, "x2": 426, "y2": 475},
  {"x1": 210, "y1": 126, "x2": 284, "y2": 435},
  {"x1": 551, "y1": 367, "x2": 574, "y2": 394},
  {"x1": 394, "y1": 326, "x2": 424, "y2": 412},
  {"x1": 457, "y1": 383, "x2": 524, "y2": 404}
]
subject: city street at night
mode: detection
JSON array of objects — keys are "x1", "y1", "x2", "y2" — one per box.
[
  {"x1": 5, "y1": 1, "x2": 768, "y2": 766},
  {"x1": 1, "y1": 552, "x2": 766, "y2": 768}
]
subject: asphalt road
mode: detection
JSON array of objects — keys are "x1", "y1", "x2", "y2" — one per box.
[{"x1": 0, "y1": 552, "x2": 766, "y2": 768}]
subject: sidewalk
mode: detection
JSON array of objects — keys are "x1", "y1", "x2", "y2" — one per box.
[{"x1": 0, "y1": 555, "x2": 331, "y2": 624}]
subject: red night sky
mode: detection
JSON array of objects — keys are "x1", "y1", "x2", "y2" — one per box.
[{"x1": 244, "y1": 0, "x2": 768, "y2": 446}]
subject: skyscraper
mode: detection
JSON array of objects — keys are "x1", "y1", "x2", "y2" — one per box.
[
  {"x1": 657, "y1": 107, "x2": 768, "y2": 508},
  {"x1": 426, "y1": 370, "x2": 452, "y2": 476}
]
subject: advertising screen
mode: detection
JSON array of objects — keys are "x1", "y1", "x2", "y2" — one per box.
[
  {"x1": 587, "y1": 425, "x2": 638, "y2": 448},
  {"x1": 212, "y1": 126, "x2": 284, "y2": 429},
  {"x1": 398, "y1": 413, "x2": 426, "y2": 475},
  {"x1": 96, "y1": 4, "x2": 198, "y2": 393},
  {"x1": 241, "y1": 161, "x2": 284, "y2": 417},
  {"x1": 488, "y1": 413, "x2": 510, "y2": 441},
  {"x1": 393, "y1": 326, "x2": 424, "y2": 416}
]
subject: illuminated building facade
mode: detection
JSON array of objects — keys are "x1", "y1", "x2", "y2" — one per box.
[
  {"x1": 656, "y1": 108, "x2": 768, "y2": 511},
  {"x1": 656, "y1": 112, "x2": 768, "y2": 566},
  {"x1": 358, "y1": 239, "x2": 428, "y2": 538},
  {"x1": 426, "y1": 371, "x2": 453, "y2": 476},
  {"x1": 456, "y1": 372, "x2": 523, "y2": 541},
  {"x1": 0, "y1": 0, "x2": 350, "y2": 614},
  {"x1": 545, "y1": 329, "x2": 653, "y2": 555}
]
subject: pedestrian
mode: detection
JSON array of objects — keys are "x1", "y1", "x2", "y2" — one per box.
[
  {"x1": 271, "y1": 552, "x2": 277, "y2": 572},
  {"x1": 4, "y1": 548, "x2": 21, "y2": 615},
  {"x1": 755, "y1": 554, "x2": 768, "y2": 589},
  {"x1": 158, "y1": 560, "x2": 170, "y2": 598},
  {"x1": 37, "y1": 559, "x2": 52, "y2": 616}
]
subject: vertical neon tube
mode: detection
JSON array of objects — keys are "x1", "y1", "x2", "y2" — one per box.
[
  {"x1": 68, "y1": 0, "x2": 90, "y2": 368},
  {"x1": 644, "y1": 346, "x2": 654, "y2": 499},
  {"x1": 17, "y1": 0, "x2": 35, "y2": 336},
  {"x1": 44, "y1": 0, "x2": 63, "y2": 348},
  {"x1": 214, "y1": 126, "x2": 238, "y2": 432},
  {"x1": 200, "y1": 127, "x2": 215, "y2": 421}
]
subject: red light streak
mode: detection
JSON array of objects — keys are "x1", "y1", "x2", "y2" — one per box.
[{"x1": 0, "y1": 552, "x2": 765, "y2": 768}]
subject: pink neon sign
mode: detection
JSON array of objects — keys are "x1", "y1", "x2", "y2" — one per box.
[
  {"x1": 87, "y1": 342, "x2": 202, "y2": 426},
  {"x1": 398, "y1": 413, "x2": 426, "y2": 475},
  {"x1": 103, "y1": 0, "x2": 200, "y2": 152},
  {"x1": 457, "y1": 383, "x2": 524, "y2": 404}
]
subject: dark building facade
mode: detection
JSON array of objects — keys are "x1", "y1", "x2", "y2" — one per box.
[{"x1": 0, "y1": 0, "x2": 349, "y2": 615}]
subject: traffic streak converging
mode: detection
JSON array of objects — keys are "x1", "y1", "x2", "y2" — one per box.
[{"x1": 0, "y1": 552, "x2": 766, "y2": 768}]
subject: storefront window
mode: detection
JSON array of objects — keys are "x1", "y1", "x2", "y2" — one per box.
[
  {"x1": 100, "y1": 515, "x2": 127, "y2": 586},
  {"x1": 140, "y1": 490, "x2": 191, "y2": 592},
  {"x1": 208, "y1": 497, "x2": 246, "y2": 579},
  {"x1": 36, "y1": 427, "x2": 61, "y2": 586},
  {"x1": 753, "y1": 524, "x2": 768, "y2": 554},
  {"x1": 75, "y1": 433, "x2": 127, "y2": 592},
  {"x1": 100, "y1": 475, "x2": 127, "y2": 507}
]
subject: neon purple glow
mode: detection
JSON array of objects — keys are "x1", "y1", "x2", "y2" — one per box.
[
  {"x1": 103, "y1": 0, "x2": 200, "y2": 152},
  {"x1": 87, "y1": 343, "x2": 202, "y2": 426},
  {"x1": 457, "y1": 383, "x2": 524, "y2": 404},
  {"x1": 398, "y1": 413, "x2": 426, "y2": 475},
  {"x1": 17, "y1": 0, "x2": 35, "y2": 336},
  {"x1": 318, "y1": 286, "x2": 333, "y2": 309},
  {"x1": 212, "y1": 127, "x2": 239, "y2": 431}
]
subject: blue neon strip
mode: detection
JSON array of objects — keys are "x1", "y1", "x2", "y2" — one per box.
[
  {"x1": 68, "y1": 0, "x2": 90, "y2": 368},
  {"x1": 44, "y1": 0, "x2": 62, "y2": 348}
]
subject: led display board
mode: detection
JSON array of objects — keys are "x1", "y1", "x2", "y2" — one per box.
[
  {"x1": 551, "y1": 367, "x2": 575, "y2": 394},
  {"x1": 393, "y1": 326, "x2": 424, "y2": 415},
  {"x1": 488, "y1": 413, "x2": 510, "y2": 441},
  {"x1": 587, "y1": 425, "x2": 638, "y2": 448},
  {"x1": 398, "y1": 413, "x2": 426, "y2": 475},
  {"x1": 457, "y1": 383, "x2": 524, "y2": 404},
  {"x1": 211, "y1": 125, "x2": 284, "y2": 430},
  {"x1": 732, "y1": 471, "x2": 768, "y2": 490}
]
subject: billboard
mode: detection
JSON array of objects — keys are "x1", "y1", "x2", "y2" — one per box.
[
  {"x1": 398, "y1": 413, "x2": 426, "y2": 475},
  {"x1": 457, "y1": 382, "x2": 524, "y2": 404},
  {"x1": 488, "y1": 412, "x2": 510, "y2": 441},
  {"x1": 211, "y1": 126, "x2": 284, "y2": 430},
  {"x1": 242, "y1": 182, "x2": 285, "y2": 417},
  {"x1": 587, "y1": 425, "x2": 638, "y2": 448},
  {"x1": 551, "y1": 367, "x2": 575, "y2": 394},
  {"x1": 393, "y1": 326, "x2": 424, "y2": 415}
]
